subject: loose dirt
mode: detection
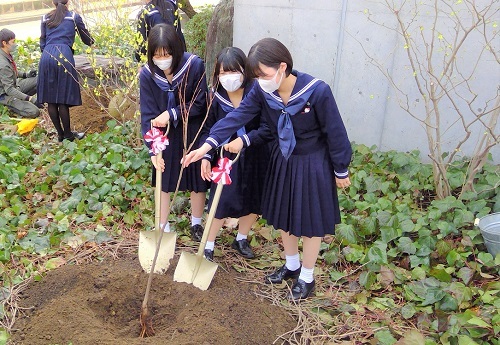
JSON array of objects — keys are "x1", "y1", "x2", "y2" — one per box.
[{"x1": 10, "y1": 249, "x2": 296, "y2": 345}]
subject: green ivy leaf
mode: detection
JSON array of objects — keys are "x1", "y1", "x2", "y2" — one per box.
[
  {"x1": 466, "y1": 316, "x2": 491, "y2": 328},
  {"x1": 456, "y1": 267, "x2": 474, "y2": 285},
  {"x1": 398, "y1": 237, "x2": 417, "y2": 254},
  {"x1": 375, "y1": 330, "x2": 396, "y2": 345},
  {"x1": 336, "y1": 223, "x2": 357, "y2": 245},
  {"x1": 438, "y1": 293, "x2": 458, "y2": 311},
  {"x1": 400, "y1": 303, "x2": 416, "y2": 319}
]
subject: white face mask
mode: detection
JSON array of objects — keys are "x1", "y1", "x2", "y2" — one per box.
[
  {"x1": 219, "y1": 73, "x2": 243, "y2": 92},
  {"x1": 153, "y1": 57, "x2": 173, "y2": 70},
  {"x1": 258, "y1": 68, "x2": 283, "y2": 93}
]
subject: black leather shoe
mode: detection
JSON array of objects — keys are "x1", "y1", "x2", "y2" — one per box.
[
  {"x1": 190, "y1": 224, "x2": 203, "y2": 242},
  {"x1": 59, "y1": 131, "x2": 85, "y2": 142},
  {"x1": 287, "y1": 279, "x2": 315, "y2": 301},
  {"x1": 264, "y1": 264, "x2": 300, "y2": 284},
  {"x1": 204, "y1": 249, "x2": 214, "y2": 262},
  {"x1": 231, "y1": 239, "x2": 255, "y2": 259}
]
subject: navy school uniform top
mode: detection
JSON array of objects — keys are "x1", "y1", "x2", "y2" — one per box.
[
  {"x1": 140, "y1": 52, "x2": 208, "y2": 193},
  {"x1": 135, "y1": 0, "x2": 185, "y2": 61},
  {"x1": 40, "y1": 11, "x2": 93, "y2": 51},
  {"x1": 200, "y1": 80, "x2": 270, "y2": 219},
  {"x1": 204, "y1": 70, "x2": 352, "y2": 236},
  {"x1": 37, "y1": 11, "x2": 93, "y2": 105}
]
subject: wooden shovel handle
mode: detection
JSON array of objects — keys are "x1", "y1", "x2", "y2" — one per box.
[
  {"x1": 153, "y1": 121, "x2": 170, "y2": 232},
  {"x1": 196, "y1": 147, "x2": 240, "y2": 256}
]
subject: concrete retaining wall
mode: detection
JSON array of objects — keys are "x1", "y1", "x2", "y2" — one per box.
[{"x1": 233, "y1": 0, "x2": 500, "y2": 163}]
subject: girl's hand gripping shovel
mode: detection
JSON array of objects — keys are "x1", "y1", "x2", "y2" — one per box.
[
  {"x1": 174, "y1": 148, "x2": 240, "y2": 290},
  {"x1": 139, "y1": 122, "x2": 177, "y2": 273}
]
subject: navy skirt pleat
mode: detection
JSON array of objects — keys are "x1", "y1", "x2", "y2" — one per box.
[
  {"x1": 37, "y1": 44, "x2": 81, "y2": 106},
  {"x1": 152, "y1": 118, "x2": 208, "y2": 193},
  {"x1": 262, "y1": 143, "x2": 339, "y2": 237},
  {"x1": 207, "y1": 143, "x2": 269, "y2": 219}
]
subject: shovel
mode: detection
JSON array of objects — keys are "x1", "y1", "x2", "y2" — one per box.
[
  {"x1": 138, "y1": 124, "x2": 176, "y2": 273},
  {"x1": 174, "y1": 149, "x2": 240, "y2": 290}
]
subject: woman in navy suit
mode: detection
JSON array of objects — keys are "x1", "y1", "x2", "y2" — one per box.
[
  {"x1": 141, "y1": 24, "x2": 208, "y2": 241},
  {"x1": 37, "y1": 0, "x2": 94, "y2": 142},
  {"x1": 183, "y1": 38, "x2": 352, "y2": 301}
]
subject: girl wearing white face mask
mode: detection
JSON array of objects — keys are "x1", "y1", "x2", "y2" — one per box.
[
  {"x1": 140, "y1": 24, "x2": 209, "y2": 242},
  {"x1": 183, "y1": 38, "x2": 352, "y2": 301},
  {"x1": 198, "y1": 47, "x2": 270, "y2": 261}
]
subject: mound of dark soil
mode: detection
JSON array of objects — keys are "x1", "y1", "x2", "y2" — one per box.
[{"x1": 10, "y1": 250, "x2": 295, "y2": 345}]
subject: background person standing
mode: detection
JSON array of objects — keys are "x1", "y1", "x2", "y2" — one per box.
[
  {"x1": 135, "y1": 0, "x2": 185, "y2": 62},
  {"x1": 37, "y1": 0, "x2": 94, "y2": 142}
]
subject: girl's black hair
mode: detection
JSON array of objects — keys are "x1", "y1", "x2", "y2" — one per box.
[
  {"x1": 46, "y1": 0, "x2": 69, "y2": 29},
  {"x1": 212, "y1": 47, "x2": 250, "y2": 90},
  {"x1": 247, "y1": 37, "x2": 293, "y2": 78},
  {"x1": 147, "y1": 24, "x2": 185, "y2": 73},
  {"x1": 0, "y1": 28, "x2": 15, "y2": 47}
]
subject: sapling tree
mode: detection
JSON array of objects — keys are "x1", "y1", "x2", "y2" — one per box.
[{"x1": 361, "y1": 0, "x2": 499, "y2": 199}]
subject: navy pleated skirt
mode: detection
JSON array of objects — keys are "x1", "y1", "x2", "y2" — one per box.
[
  {"x1": 152, "y1": 118, "x2": 209, "y2": 193},
  {"x1": 37, "y1": 44, "x2": 81, "y2": 106},
  {"x1": 261, "y1": 143, "x2": 340, "y2": 237},
  {"x1": 207, "y1": 143, "x2": 269, "y2": 219}
]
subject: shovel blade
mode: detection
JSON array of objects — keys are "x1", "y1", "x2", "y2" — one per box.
[
  {"x1": 173, "y1": 251, "x2": 218, "y2": 290},
  {"x1": 138, "y1": 231, "x2": 176, "y2": 274}
]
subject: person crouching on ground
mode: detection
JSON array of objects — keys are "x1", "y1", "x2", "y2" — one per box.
[{"x1": 0, "y1": 29, "x2": 40, "y2": 118}]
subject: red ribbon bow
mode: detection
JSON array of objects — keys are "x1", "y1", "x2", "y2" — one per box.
[
  {"x1": 144, "y1": 127, "x2": 169, "y2": 155},
  {"x1": 211, "y1": 157, "x2": 234, "y2": 185}
]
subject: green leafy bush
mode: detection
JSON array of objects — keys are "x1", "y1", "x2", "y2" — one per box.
[{"x1": 183, "y1": 5, "x2": 214, "y2": 59}]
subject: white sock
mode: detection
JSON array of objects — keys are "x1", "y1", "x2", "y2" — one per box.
[
  {"x1": 285, "y1": 253, "x2": 300, "y2": 271},
  {"x1": 298, "y1": 266, "x2": 314, "y2": 283},
  {"x1": 160, "y1": 223, "x2": 170, "y2": 233},
  {"x1": 205, "y1": 241, "x2": 215, "y2": 251},
  {"x1": 191, "y1": 216, "x2": 202, "y2": 226},
  {"x1": 236, "y1": 232, "x2": 247, "y2": 241}
]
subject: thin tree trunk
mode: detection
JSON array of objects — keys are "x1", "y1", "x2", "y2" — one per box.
[{"x1": 179, "y1": 0, "x2": 197, "y2": 18}]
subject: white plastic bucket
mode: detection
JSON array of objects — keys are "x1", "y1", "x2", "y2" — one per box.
[{"x1": 476, "y1": 212, "x2": 500, "y2": 257}]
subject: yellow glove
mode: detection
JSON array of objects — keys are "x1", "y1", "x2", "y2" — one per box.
[{"x1": 17, "y1": 119, "x2": 39, "y2": 134}]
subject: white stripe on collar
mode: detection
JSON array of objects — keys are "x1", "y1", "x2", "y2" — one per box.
[
  {"x1": 144, "y1": 55, "x2": 197, "y2": 86},
  {"x1": 144, "y1": 64, "x2": 171, "y2": 86},
  {"x1": 173, "y1": 54, "x2": 196, "y2": 82},
  {"x1": 43, "y1": 12, "x2": 75, "y2": 22},
  {"x1": 268, "y1": 77, "x2": 321, "y2": 103},
  {"x1": 213, "y1": 91, "x2": 234, "y2": 109},
  {"x1": 64, "y1": 12, "x2": 76, "y2": 20}
]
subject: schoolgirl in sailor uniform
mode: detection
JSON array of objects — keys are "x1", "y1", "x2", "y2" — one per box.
[
  {"x1": 199, "y1": 47, "x2": 270, "y2": 261},
  {"x1": 183, "y1": 38, "x2": 352, "y2": 301},
  {"x1": 135, "y1": 0, "x2": 185, "y2": 61},
  {"x1": 142, "y1": 24, "x2": 208, "y2": 241},
  {"x1": 37, "y1": 0, "x2": 94, "y2": 142}
]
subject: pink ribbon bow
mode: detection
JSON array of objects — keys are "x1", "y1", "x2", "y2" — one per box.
[
  {"x1": 144, "y1": 127, "x2": 169, "y2": 155},
  {"x1": 211, "y1": 157, "x2": 234, "y2": 185}
]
